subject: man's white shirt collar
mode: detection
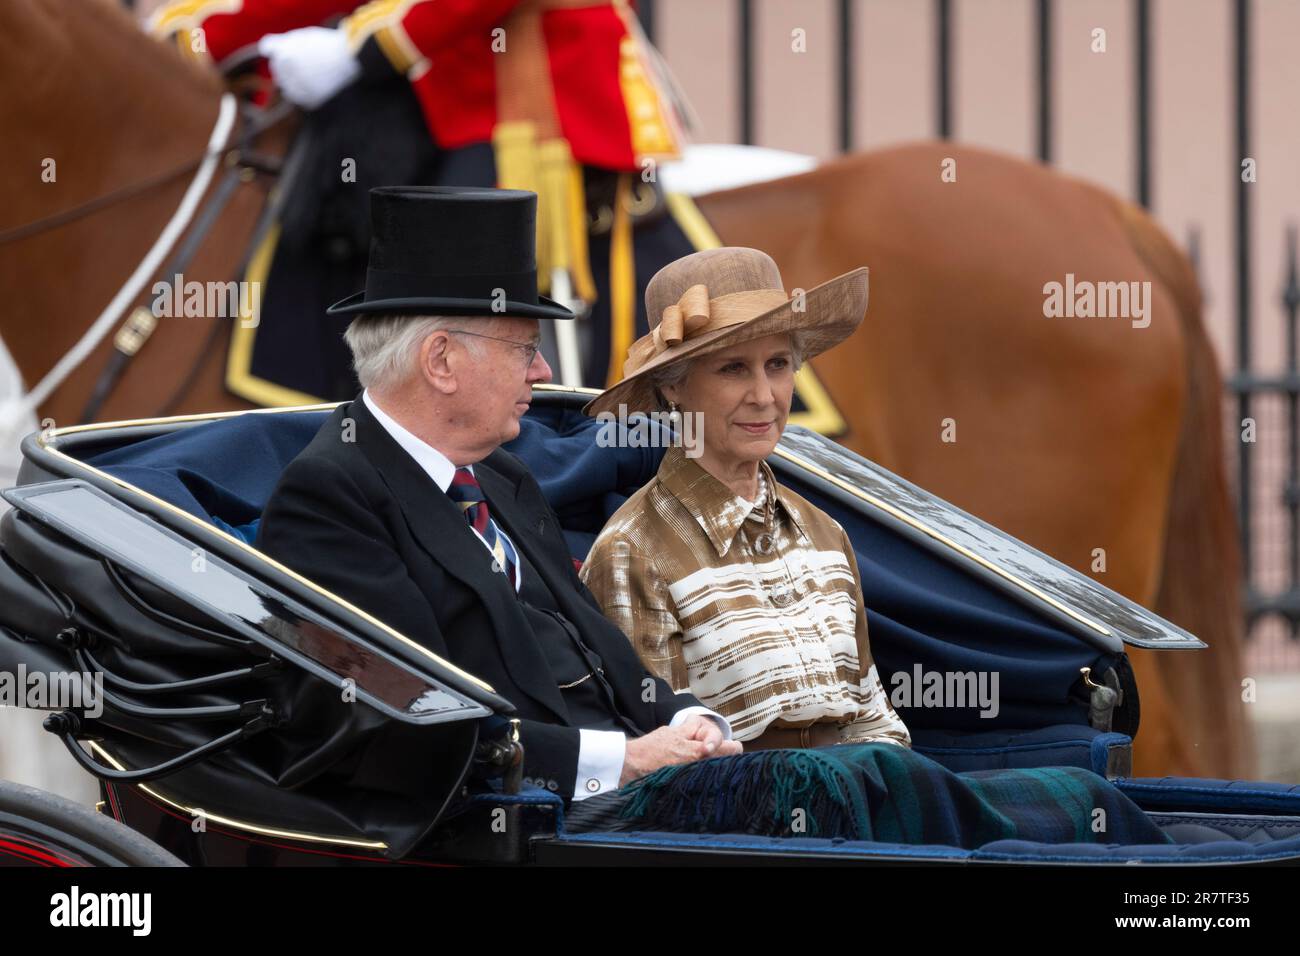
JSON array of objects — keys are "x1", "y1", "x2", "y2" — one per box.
[
  {"x1": 361, "y1": 389, "x2": 463, "y2": 491},
  {"x1": 361, "y1": 389, "x2": 517, "y2": 587}
]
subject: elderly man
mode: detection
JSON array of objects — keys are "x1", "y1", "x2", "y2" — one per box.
[{"x1": 255, "y1": 186, "x2": 739, "y2": 802}]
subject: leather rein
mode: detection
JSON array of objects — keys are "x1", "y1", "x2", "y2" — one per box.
[{"x1": 1, "y1": 96, "x2": 296, "y2": 423}]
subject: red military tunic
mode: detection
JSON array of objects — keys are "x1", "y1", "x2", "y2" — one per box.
[{"x1": 149, "y1": 0, "x2": 684, "y2": 173}]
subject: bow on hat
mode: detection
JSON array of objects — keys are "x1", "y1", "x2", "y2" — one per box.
[
  {"x1": 650, "y1": 283, "x2": 791, "y2": 355},
  {"x1": 652, "y1": 284, "x2": 711, "y2": 353}
]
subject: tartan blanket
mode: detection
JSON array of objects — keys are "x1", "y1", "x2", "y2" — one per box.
[{"x1": 563, "y1": 743, "x2": 1173, "y2": 848}]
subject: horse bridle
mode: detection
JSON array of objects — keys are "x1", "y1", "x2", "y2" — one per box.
[
  {"x1": 81, "y1": 98, "x2": 303, "y2": 423},
  {"x1": 1, "y1": 93, "x2": 295, "y2": 424}
]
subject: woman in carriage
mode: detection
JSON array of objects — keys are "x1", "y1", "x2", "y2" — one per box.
[
  {"x1": 567, "y1": 244, "x2": 1167, "y2": 844},
  {"x1": 580, "y1": 246, "x2": 912, "y2": 754}
]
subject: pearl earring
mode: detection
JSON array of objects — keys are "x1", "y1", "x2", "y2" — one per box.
[{"x1": 667, "y1": 402, "x2": 681, "y2": 425}]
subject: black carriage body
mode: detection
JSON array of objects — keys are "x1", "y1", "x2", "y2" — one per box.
[{"x1": 2, "y1": 387, "x2": 1298, "y2": 867}]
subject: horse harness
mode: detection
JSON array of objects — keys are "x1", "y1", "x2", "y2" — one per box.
[
  {"x1": 85, "y1": 100, "x2": 299, "y2": 423},
  {"x1": 0, "y1": 95, "x2": 295, "y2": 424}
]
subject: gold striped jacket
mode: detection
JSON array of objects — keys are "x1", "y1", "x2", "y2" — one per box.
[{"x1": 581, "y1": 445, "x2": 912, "y2": 747}]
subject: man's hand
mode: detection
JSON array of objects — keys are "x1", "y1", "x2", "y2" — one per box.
[
  {"x1": 619, "y1": 722, "x2": 743, "y2": 787},
  {"x1": 258, "y1": 27, "x2": 360, "y2": 110},
  {"x1": 676, "y1": 713, "x2": 743, "y2": 757}
]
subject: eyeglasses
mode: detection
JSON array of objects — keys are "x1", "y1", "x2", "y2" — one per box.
[{"x1": 445, "y1": 329, "x2": 541, "y2": 367}]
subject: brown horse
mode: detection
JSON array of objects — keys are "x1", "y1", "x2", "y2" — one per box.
[
  {"x1": 0, "y1": 0, "x2": 1250, "y2": 781},
  {"x1": 0, "y1": 0, "x2": 261, "y2": 430}
]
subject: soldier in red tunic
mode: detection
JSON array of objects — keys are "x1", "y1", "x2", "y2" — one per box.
[
  {"x1": 149, "y1": 0, "x2": 704, "y2": 397},
  {"x1": 149, "y1": 0, "x2": 685, "y2": 172},
  {"x1": 146, "y1": 2, "x2": 837, "y2": 432}
]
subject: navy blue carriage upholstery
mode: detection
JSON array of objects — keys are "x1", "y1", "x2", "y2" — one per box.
[{"x1": 86, "y1": 404, "x2": 1133, "y2": 778}]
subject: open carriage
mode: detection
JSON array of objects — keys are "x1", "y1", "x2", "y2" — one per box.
[{"x1": 1, "y1": 386, "x2": 1298, "y2": 866}]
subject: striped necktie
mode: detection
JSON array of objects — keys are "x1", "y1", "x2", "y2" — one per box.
[{"x1": 446, "y1": 467, "x2": 519, "y2": 589}]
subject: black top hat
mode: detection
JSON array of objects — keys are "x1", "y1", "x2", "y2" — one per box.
[{"x1": 326, "y1": 186, "x2": 575, "y2": 320}]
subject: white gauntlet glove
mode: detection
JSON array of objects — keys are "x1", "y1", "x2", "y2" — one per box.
[{"x1": 258, "y1": 26, "x2": 361, "y2": 110}]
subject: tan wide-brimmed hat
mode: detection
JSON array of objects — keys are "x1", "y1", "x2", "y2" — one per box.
[{"x1": 583, "y1": 246, "x2": 868, "y2": 417}]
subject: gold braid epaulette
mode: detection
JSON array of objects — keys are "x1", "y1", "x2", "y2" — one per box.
[
  {"x1": 342, "y1": 0, "x2": 425, "y2": 75},
  {"x1": 147, "y1": 0, "x2": 242, "y2": 64}
]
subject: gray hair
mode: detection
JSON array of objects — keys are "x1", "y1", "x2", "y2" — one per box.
[
  {"x1": 343, "y1": 314, "x2": 482, "y2": 391},
  {"x1": 648, "y1": 330, "x2": 808, "y2": 408}
]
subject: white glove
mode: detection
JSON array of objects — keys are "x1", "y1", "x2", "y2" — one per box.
[{"x1": 258, "y1": 27, "x2": 361, "y2": 110}]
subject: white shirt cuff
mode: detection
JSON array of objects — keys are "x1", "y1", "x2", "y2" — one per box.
[
  {"x1": 669, "y1": 705, "x2": 733, "y2": 740},
  {"x1": 573, "y1": 729, "x2": 626, "y2": 802}
]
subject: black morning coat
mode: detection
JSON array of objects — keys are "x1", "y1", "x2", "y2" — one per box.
[{"x1": 254, "y1": 398, "x2": 703, "y2": 797}]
